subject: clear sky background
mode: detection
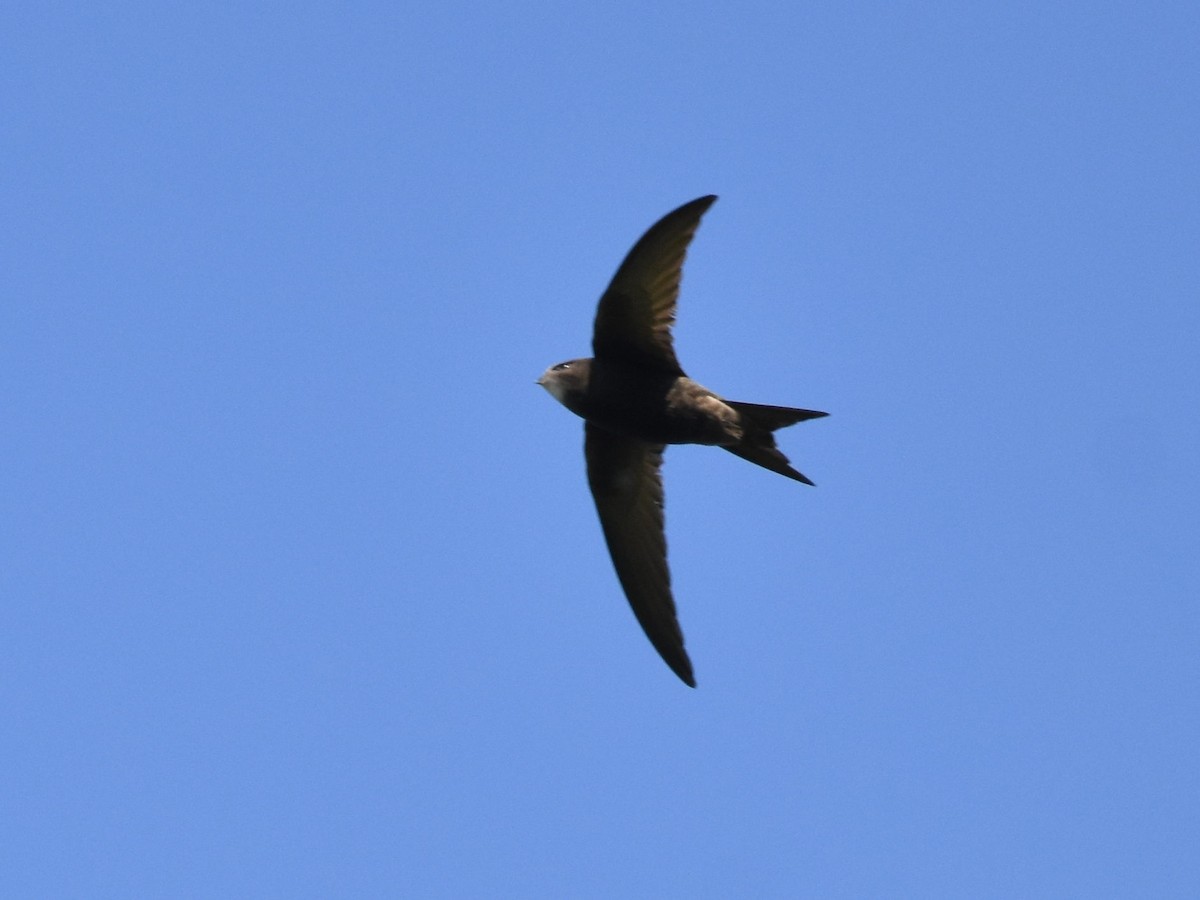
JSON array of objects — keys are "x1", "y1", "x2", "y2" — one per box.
[{"x1": 3, "y1": 3, "x2": 1197, "y2": 897}]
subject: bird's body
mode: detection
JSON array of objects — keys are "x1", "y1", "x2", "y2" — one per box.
[
  {"x1": 538, "y1": 195, "x2": 827, "y2": 686},
  {"x1": 542, "y1": 358, "x2": 740, "y2": 447}
]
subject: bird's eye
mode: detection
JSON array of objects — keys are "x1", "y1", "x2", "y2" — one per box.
[{"x1": 552, "y1": 362, "x2": 572, "y2": 371}]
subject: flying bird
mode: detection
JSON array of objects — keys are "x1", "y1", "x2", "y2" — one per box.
[{"x1": 538, "y1": 195, "x2": 827, "y2": 687}]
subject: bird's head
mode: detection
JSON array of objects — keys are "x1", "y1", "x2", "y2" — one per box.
[{"x1": 537, "y1": 358, "x2": 592, "y2": 411}]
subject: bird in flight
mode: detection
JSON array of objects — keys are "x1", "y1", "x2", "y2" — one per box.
[{"x1": 538, "y1": 195, "x2": 827, "y2": 687}]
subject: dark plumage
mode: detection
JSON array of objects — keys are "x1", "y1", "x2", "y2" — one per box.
[{"x1": 538, "y1": 195, "x2": 827, "y2": 686}]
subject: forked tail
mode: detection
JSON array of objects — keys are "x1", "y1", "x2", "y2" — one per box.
[{"x1": 723, "y1": 401, "x2": 827, "y2": 485}]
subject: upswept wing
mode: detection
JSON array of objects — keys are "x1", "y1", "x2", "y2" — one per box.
[{"x1": 591, "y1": 195, "x2": 717, "y2": 375}]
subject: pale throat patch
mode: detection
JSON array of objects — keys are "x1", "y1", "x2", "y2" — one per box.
[{"x1": 540, "y1": 375, "x2": 570, "y2": 404}]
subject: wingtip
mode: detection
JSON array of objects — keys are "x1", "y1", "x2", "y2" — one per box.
[
  {"x1": 678, "y1": 194, "x2": 717, "y2": 215},
  {"x1": 662, "y1": 651, "x2": 697, "y2": 687},
  {"x1": 663, "y1": 650, "x2": 696, "y2": 687}
]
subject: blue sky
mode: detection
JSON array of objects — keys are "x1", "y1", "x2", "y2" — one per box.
[{"x1": 3, "y1": 3, "x2": 1197, "y2": 896}]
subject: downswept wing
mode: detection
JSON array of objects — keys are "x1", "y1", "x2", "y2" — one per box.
[
  {"x1": 584, "y1": 421, "x2": 695, "y2": 687},
  {"x1": 592, "y1": 195, "x2": 717, "y2": 376}
]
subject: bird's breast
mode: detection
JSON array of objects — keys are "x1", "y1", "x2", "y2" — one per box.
[{"x1": 581, "y1": 364, "x2": 741, "y2": 446}]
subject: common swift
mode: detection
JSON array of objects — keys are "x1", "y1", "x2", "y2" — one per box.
[{"x1": 538, "y1": 195, "x2": 827, "y2": 687}]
